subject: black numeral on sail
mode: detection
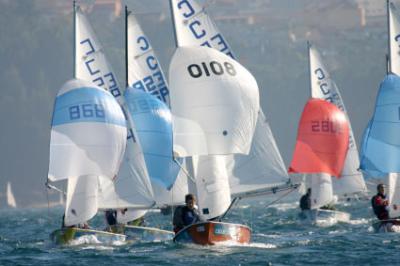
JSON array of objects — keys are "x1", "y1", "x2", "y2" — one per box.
[{"x1": 188, "y1": 61, "x2": 236, "y2": 78}]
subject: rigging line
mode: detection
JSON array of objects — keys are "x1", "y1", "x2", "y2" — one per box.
[
  {"x1": 264, "y1": 186, "x2": 299, "y2": 209},
  {"x1": 219, "y1": 197, "x2": 239, "y2": 221},
  {"x1": 173, "y1": 158, "x2": 196, "y2": 183},
  {"x1": 46, "y1": 182, "x2": 51, "y2": 223}
]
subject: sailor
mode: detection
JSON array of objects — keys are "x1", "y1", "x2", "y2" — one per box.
[
  {"x1": 173, "y1": 194, "x2": 202, "y2": 233},
  {"x1": 105, "y1": 209, "x2": 118, "y2": 232},
  {"x1": 371, "y1": 184, "x2": 389, "y2": 220},
  {"x1": 299, "y1": 188, "x2": 312, "y2": 211}
]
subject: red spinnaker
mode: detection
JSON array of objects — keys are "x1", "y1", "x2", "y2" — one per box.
[{"x1": 288, "y1": 98, "x2": 349, "y2": 177}]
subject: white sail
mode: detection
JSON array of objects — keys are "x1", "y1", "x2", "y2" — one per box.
[
  {"x1": 310, "y1": 173, "x2": 333, "y2": 209},
  {"x1": 170, "y1": 0, "x2": 234, "y2": 58},
  {"x1": 152, "y1": 167, "x2": 188, "y2": 206},
  {"x1": 388, "y1": 173, "x2": 400, "y2": 218},
  {"x1": 117, "y1": 209, "x2": 147, "y2": 224},
  {"x1": 65, "y1": 175, "x2": 98, "y2": 226},
  {"x1": 228, "y1": 111, "x2": 290, "y2": 197},
  {"x1": 309, "y1": 45, "x2": 367, "y2": 197},
  {"x1": 74, "y1": 7, "x2": 155, "y2": 211},
  {"x1": 190, "y1": 156, "x2": 231, "y2": 220},
  {"x1": 127, "y1": 12, "x2": 170, "y2": 105},
  {"x1": 6, "y1": 182, "x2": 16, "y2": 208},
  {"x1": 169, "y1": 46, "x2": 259, "y2": 157},
  {"x1": 389, "y1": 2, "x2": 400, "y2": 75},
  {"x1": 48, "y1": 79, "x2": 127, "y2": 182}
]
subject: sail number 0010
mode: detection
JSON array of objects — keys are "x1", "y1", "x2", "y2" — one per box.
[{"x1": 187, "y1": 61, "x2": 236, "y2": 78}]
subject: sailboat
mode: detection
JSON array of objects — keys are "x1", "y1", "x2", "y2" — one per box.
[
  {"x1": 308, "y1": 43, "x2": 367, "y2": 201},
  {"x1": 6, "y1": 182, "x2": 17, "y2": 208},
  {"x1": 169, "y1": 0, "x2": 296, "y2": 200},
  {"x1": 48, "y1": 79, "x2": 128, "y2": 245},
  {"x1": 48, "y1": 3, "x2": 158, "y2": 244},
  {"x1": 289, "y1": 97, "x2": 350, "y2": 225},
  {"x1": 360, "y1": 0, "x2": 400, "y2": 232}
]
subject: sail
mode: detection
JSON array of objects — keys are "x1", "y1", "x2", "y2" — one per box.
[
  {"x1": 228, "y1": 111, "x2": 290, "y2": 197},
  {"x1": 75, "y1": 7, "x2": 122, "y2": 99},
  {"x1": 389, "y1": 2, "x2": 400, "y2": 75},
  {"x1": 117, "y1": 209, "x2": 147, "y2": 224},
  {"x1": 193, "y1": 156, "x2": 231, "y2": 220},
  {"x1": 388, "y1": 173, "x2": 400, "y2": 218},
  {"x1": 48, "y1": 79, "x2": 127, "y2": 182},
  {"x1": 75, "y1": 6, "x2": 155, "y2": 211},
  {"x1": 65, "y1": 175, "x2": 98, "y2": 226},
  {"x1": 169, "y1": 46, "x2": 259, "y2": 157},
  {"x1": 124, "y1": 88, "x2": 180, "y2": 189},
  {"x1": 310, "y1": 173, "x2": 334, "y2": 209},
  {"x1": 6, "y1": 182, "x2": 16, "y2": 208},
  {"x1": 127, "y1": 12, "x2": 170, "y2": 105},
  {"x1": 169, "y1": 0, "x2": 234, "y2": 58},
  {"x1": 289, "y1": 99, "x2": 350, "y2": 177},
  {"x1": 309, "y1": 45, "x2": 367, "y2": 196},
  {"x1": 360, "y1": 74, "x2": 400, "y2": 174}
]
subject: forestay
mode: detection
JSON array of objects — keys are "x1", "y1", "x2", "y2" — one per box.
[
  {"x1": 170, "y1": 0, "x2": 234, "y2": 58},
  {"x1": 169, "y1": 46, "x2": 259, "y2": 157},
  {"x1": 309, "y1": 45, "x2": 367, "y2": 197},
  {"x1": 127, "y1": 12, "x2": 170, "y2": 105},
  {"x1": 48, "y1": 79, "x2": 127, "y2": 182},
  {"x1": 289, "y1": 99, "x2": 350, "y2": 177},
  {"x1": 389, "y1": 2, "x2": 400, "y2": 75},
  {"x1": 360, "y1": 74, "x2": 400, "y2": 174},
  {"x1": 124, "y1": 88, "x2": 180, "y2": 190}
]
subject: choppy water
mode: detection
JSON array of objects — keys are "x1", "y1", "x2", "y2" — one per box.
[{"x1": 1, "y1": 198, "x2": 399, "y2": 266}]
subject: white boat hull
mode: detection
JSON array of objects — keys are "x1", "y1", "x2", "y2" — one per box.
[{"x1": 299, "y1": 209, "x2": 350, "y2": 226}]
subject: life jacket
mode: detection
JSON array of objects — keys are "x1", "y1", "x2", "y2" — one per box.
[
  {"x1": 173, "y1": 205, "x2": 185, "y2": 232},
  {"x1": 371, "y1": 195, "x2": 388, "y2": 219}
]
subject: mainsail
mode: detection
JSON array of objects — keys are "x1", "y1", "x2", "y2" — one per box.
[
  {"x1": 74, "y1": 5, "x2": 155, "y2": 211},
  {"x1": 309, "y1": 44, "x2": 367, "y2": 197},
  {"x1": 49, "y1": 79, "x2": 127, "y2": 226},
  {"x1": 126, "y1": 11, "x2": 170, "y2": 105}
]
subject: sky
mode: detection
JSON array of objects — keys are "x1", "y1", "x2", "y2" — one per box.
[{"x1": 0, "y1": 0, "x2": 392, "y2": 207}]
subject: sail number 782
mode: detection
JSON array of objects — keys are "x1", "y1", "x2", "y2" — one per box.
[{"x1": 188, "y1": 61, "x2": 236, "y2": 78}]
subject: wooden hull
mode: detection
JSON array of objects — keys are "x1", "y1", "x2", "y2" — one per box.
[
  {"x1": 50, "y1": 227, "x2": 126, "y2": 245},
  {"x1": 123, "y1": 225, "x2": 174, "y2": 242},
  {"x1": 173, "y1": 221, "x2": 251, "y2": 245}
]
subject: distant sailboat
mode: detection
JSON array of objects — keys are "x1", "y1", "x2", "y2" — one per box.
[
  {"x1": 308, "y1": 43, "x2": 367, "y2": 200},
  {"x1": 6, "y1": 182, "x2": 17, "y2": 208}
]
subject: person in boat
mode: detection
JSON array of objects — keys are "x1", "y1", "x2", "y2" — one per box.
[
  {"x1": 371, "y1": 183, "x2": 389, "y2": 220},
  {"x1": 299, "y1": 188, "x2": 312, "y2": 211},
  {"x1": 173, "y1": 193, "x2": 203, "y2": 233},
  {"x1": 105, "y1": 209, "x2": 118, "y2": 232}
]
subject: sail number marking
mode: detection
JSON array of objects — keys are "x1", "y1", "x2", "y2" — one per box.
[
  {"x1": 69, "y1": 104, "x2": 105, "y2": 120},
  {"x1": 311, "y1": 120, "x2": 342, "y2": 134},
  {"x1": 188, "y1": 61, "x2": 236, "y2": 78}
]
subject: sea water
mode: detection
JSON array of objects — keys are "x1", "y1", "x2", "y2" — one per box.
[{"x1": 1, "y1": 198, "x2": 399, "y2": 265}]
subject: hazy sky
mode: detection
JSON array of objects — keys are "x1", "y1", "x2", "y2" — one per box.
[{"x1": 0, "y1": 0, "x2": 391, "y2": 207}]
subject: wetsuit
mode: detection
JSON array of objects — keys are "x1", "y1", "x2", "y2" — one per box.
[{"x1": 371, "y1": 193, "x2": 389, "y2": 220}]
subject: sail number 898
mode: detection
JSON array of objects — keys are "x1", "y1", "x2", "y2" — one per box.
[{"x1": 187, "y1": 61, "x2": 236, "y2": 78}]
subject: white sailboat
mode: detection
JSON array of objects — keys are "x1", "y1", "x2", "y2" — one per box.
[
  {"x1": 308, "y1": 43, "x2": 367, "y2": 200},
  {"x1": 6, "y1": 182, "x2": 17, "y2": 208},
  {"x1": 169, "y1": 0, "x2": 295, "y2": 209}
]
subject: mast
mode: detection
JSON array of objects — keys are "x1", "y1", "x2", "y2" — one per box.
[
  {"x1": 169, "y1": 0, "x2": 180, "y2": 48},
  {"x1": 388, "y1": 0, "x2": 392, "y2": 73},
  {"x1": 307, "y1": 41, "x2": 312, "y2": 99},
  {"x1": 73, "y1": 0, "x2": 77, "y2": 79},
  {"x1": 125, "y1": 5, "x2": 129, "y2": 88}
]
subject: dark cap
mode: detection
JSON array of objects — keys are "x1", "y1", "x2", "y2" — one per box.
[
  {"x1": 185, "y1": 193, "x2": 195, "y2": 202},
  {"x1": 377, "y1": 183, "x2": 385, "y2": 190}
]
